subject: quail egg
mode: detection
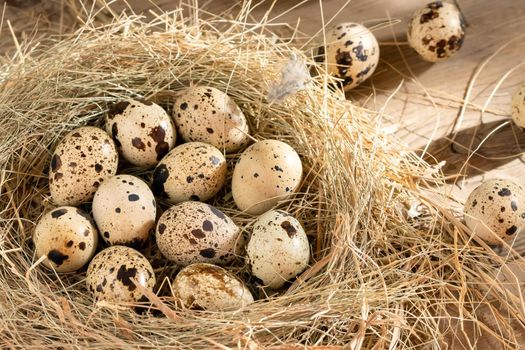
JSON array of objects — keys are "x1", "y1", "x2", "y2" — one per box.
[
  {"x1": 232, "y1": 140, "x2": 302, "y2": 215},
  {"x1": 151, "y1": 142, "x2": 227, "y2": 204},
  {"x1": 49, "y1": 126, "x2": 118, "y2": 206},
  {"x1": 246, "y1": 210, "x2": 310, "y2": 289},
  {"x1": 464, "y1": 179, "x2": 525, "y2": 244},
  {"x1": 33, "y1": 206, "x2": 98, "y2": 272},
  {"x1": 106, "y1": 99, "x2": 176, "y2": 167},
  {"x1": 512, "y1": 84, "x2": 525, "y2": 128},
  {"x1": 156, "y1": 201, "x2": 243, "y2": 266},
  {"x1": 173, "y1": 263, "x2": 254, "y2": 311},
  {"x1": 407, "y1": 1, "x2": 465, "y2": 62},
  {"x1": 86, "y1": 246, "x2": 156, "y2": 304},
  {"x1": 92, "y1": 175, "x2": 156, "y2": 247},
  {"x1": 172, "y1": 86, "x2": 249, "y2": 152},
  {"x1": 315, "y1": 22, "x2": 379, "y2": 90}
]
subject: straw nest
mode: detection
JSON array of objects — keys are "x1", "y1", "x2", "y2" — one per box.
[{"x1": 0, "y1": 2, "x2": 523, "y2": 349}]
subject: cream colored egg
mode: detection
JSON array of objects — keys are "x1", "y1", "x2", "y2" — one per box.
[
  {"x1": 173, "y1": 263, "x2": 253, "y2": 311},
  {"x1": 86, "y1": 246, "x2": 156, "y2": 304},
  {"x1": 106, "y1": 99, "x2": 176, "y2": 167},
  {"x1": 246, "y1": 210, "x2": 310, "y2": 289},
  {"x1": 407, "y1": 1, "x2": 465, "y2": 62},
  {"x1": 464, "y1": 179, "x2": 525, "y2": 245},
  {"x1": 172, "y1": 86, "x2": 249, "y2": 152},
  {"x1": 34, "y1": 206, "x2": 98, "y2": 272},
  {"x1": 92, "y1": 175, "x2": 156, "y2": 247},
  {"x1": 151, "y1": 142, "x2": 226, "y2": 204},
  {"x1": 316, "y1": 22, "x2": 379, "y2": 90},
  {"x1": 49, "y1": 126, "x2": 118, "y2": 206},
  {"x1": 232, "y1": 140, "x2": 302, "y2": 215},
  {"x1": 512, "y1": 84, "x2": 525, "y2": 128},
  {"x1": 156, "y1": 201, "x2": 243, "y2": 266}
]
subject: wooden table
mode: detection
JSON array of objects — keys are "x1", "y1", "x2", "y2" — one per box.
[{"x1": 3, "y1": 0, "x2": 525, "y2": 348}]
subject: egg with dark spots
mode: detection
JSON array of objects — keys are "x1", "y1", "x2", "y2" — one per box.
[
  {"x1": 86, "y1": 246, "x2": 155, "y2": 304},
  {"x1": 92, "y1": 175, "x2": 156, "y2": 247},
  {"x1": 155, "y1": 201, "x2": 243, "y2": 266},
  {"x1": 407, "y1": 1, "x2": 465, "y2": 62},
  {"x1": 105, "y1": 99, "x2": 176, "y2": 167},
  {"x1": 49, "y1": 127, "x2": 118, "y2": 206},
  {"x1": 464, "y1": 179, "x2": 525, "y2": 244},
  {"x1": 316, "y1": 22, "x2": 379, "y2": 90},
  {"x1": 173, "y1": 263, "x2": 253, "y2": 311},
  {"x1": 511, "y1": 84, "x2": 525, "y2": 128},
  {"x1": 232, "y1": 140, "x2": 302, "y2": 215},
  {"x1": 172, "y1": 86, "x2": 250, "y2": 152},
  {"x1": 33, "y1": 206, "x2": 98, "y2": 272},
  {"x1": 246, "y1": 210, "x2": 310, "y2": 289},
  {"x1": 152, "y1": 142, "x2": 227, "y2": 204}
]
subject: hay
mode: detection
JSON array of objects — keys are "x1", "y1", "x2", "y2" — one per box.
[{"x1": 0, "y1": 2, "x2": 523, "y2": 349}]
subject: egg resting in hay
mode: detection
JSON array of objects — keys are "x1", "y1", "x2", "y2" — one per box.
[
  {"x1": 407, "y1": 1, "x2": 465, "y2": 62},
  {"x1": 315, "y1": 22, "x2": 379, "y2": 90},
  {"x1": 511, "y1": 84, "x2": 525, "y2": 128},
  {"x1": 464, "y1": 179, "x2": 525, "y2": 245},
  {"x1": 33, "y1": 206, "x2": 98, "y2": 272}
]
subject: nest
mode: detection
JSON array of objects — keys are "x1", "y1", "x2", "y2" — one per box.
[{"x1": 0, "y1": 2, "x2": 523, "y2": 349}]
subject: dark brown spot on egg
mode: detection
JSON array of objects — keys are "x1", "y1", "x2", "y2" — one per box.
[
  {"x1": 335, "y1": 48, "x2": 352, "y2": 77},
  {"x1": 180, "y1": 102, "x2": 188, "y2": 110},
  {"x1": 199, "y1": 248, "x2": 216, "y2": 258},
  {"x1": 208, "y1": 205, "x2": 227, "y2": 220},
  {"x1": 51, "y1": 154, "x2": 62, "y2": 172},
  {"x1": 47, "y1": 249, "x2": 69, "y2": 266},
  {"x1": 132, "y1": 137, "x2": 146, "y2": 151},
  {"x1": 506, "y1": 225, "x2": 518, "y2": 235},
  {"x1": 253, "y1": 173, "x2": 259, "y2": 178},
  {"x1": 498, "y1": 188, "x2": 511, "y2": 197},
  {"x1": 83, "y1": 229, "x2": 90, "y2": 237},
  {"x1": 71, "y1": 132, "x2": 81, "y2": 138},
  {"x1": 202, "y1": 220, "x2": 213, "y2": 232},
  {"x1": 140, "y1": 122, "x2": 146, "y2": 128},
  {"x1": 116, "y1": 265, "x2": 138, "y2": 291},
  {"x1": 352, "y1": 43, "x2": 368, "y2": 61},
  {"x1": 448, "y1": 34, "x2": 464, "y2": 51},
  {"x1": 128, "y1": 194, "x2": 140, "y2": 201},
  {"x1": 274, "y1": 165, "x2": 283, "y2": 172},
  {"x1": 186, "y1": 176, "x2": 194, "y2": 183},
  {"x1": 152, "y1": 164, "x2": 169, "y2": 198},
  {"x1": 356, "y1": 66, "x2": 371, "y2": 78},
  {"x1": 94, "y1": 163, "x2": 103, "y2": 173},
  {"x1": 66, "y1": 240, "x2": 74, "y2": 248},
  {"x1": 111, "y1": 123, "x2": 122, "y2": 148},
  {"x1": 51, "y1": 208, "x2": 68, "y2": 218},
  {"x1": 149, "y1": 126, "x2": 169, "y2": 161},
  {"x1": 420, "y1": 3, "x2": 441, "y2": 24},
  {"x1": 103, "y1": 231, "x2": 110, "y2": 239},
  {"x1": 115, "y1": 207, "x2": 121, "y2": 213},
  {"x1": 108, "y1": 101, "x2": 130, "y2": 119},
  {"x1": 422, "y1": 35, "x2": 432, "y2": 46},
  {"x1": 189, "y1": 238, "x2": 198, "y2": 245},
  {"x1": 158, "y1": 223, "x2": 166, "y2": 235},
  {"x1": 472, "y1": 199, "x2": 478, "y2": 207},
  {"x1": 281, "y1": 220, "x2": 297, "y2": 238},
  {"x1": 191, "y1": 229, "x2": 206, "y2": 239},
  {"x1": 206, "y1": 127, "x2": 214, "y2": 134},
  {"x1": 79, "y1": 242, "x2": 86, "y2": 250}
]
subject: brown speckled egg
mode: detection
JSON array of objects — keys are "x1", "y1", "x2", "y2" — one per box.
[
  {"x1": 464, "y1": 179, "x2": 525, "y2": 245},
  {"x1": 173, "y1": 263, "x2": 254, "y2": 311},
  {"x1": 246, "y1": 210, "x2": 310, "y2": 289},
  {"x1": 92, "y1": 175, "x2": 156, "y2": 247},
  {"x1": 34, "y1": 206, "x2": 98, "y2": 272},
  {"x1": 232, "y1": 140, "x2": 302, "y2": 215},
  {"x1": 172, "y1": 86, "x2": 249, "y2": 152},
  {"x1": 106, "y1": 99, "x2": 176, "y2": 167},
  {"x1": 316, "y1": 22, "x2": 379, "y2": 90},
  {"x1": 407, "y1": 1, "x2": 465, "y2": 62},
  {"x1": 155, "y1": 201, "x2": 243, "y2": 266},
  {"x1": 86, "y1": 246, "x2": 156, "y2": 304},
  {"x1": 49, "y1": 126, "x2": 118, "y2": 206},
  {"x1": 512, "y1": 85, "x2": 525, "y2": 128},
  {"x1": 151, "y1": 142, "x2": 227, "y2": 204}
]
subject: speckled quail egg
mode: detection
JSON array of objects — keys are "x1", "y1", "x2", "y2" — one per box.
[
  {"x1": 34, "y1": 206, "x2": 98, "y2": 272},
  {"x1": 232, "y1": 140, "x2": 302, "y2": 215},
  {"x1": 464, "y1": 179, "x2": 525, "y2": 245},
  {"x1": 49, "y1": 126, "x2": 118, "y2": 206},
  {"x1": 246, "y1": 210, "x2": 310, "y2": 289},
  {"x1": 511, "y1": 84, "x2": 525, "y2": 128},
  {"x1": 172, "y1": 86, "x2": 249, "y2": 152},
  {"x1": 106, "y1": 99, "x2": 176, "y2": 167},
  {"x1": 407, "y1": 1, "x2": 465, "y2": 62},
  {"x1": 92, "y1": 175, "x2": 156, "y2": 247},
  {"x1": 173, "y1": 263, "x2": 254, "y2": 311},
  {"x1": 152, "y1": 142, "x2": 227, "y2": 204},
  {"x1": 156, "y1": 201, "x2": 243, "y2": 266},
  {"x1": 315, "y1": 22, "x2": 379, "y2": 90},
  {"x1": 86, "y1": 246, "x2": 156, "y2": 304}
]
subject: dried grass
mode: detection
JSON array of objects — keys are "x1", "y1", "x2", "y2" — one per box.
[{"x1": 0, "y1": 1, "x2": 524, "y2": 349}]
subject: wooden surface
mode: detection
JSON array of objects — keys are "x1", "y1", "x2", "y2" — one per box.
[{"x1": 2, "y1": 0, "x2": 525, "y2": 348}]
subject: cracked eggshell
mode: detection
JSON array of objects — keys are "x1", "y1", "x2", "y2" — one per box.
[
  {"x1": 34, "y1": 206, "x2": 98, "y2": 272},
  {"x1": 92, "y1": 175, "x2": 156, "y2": 247},
  {"x1": 106, "y1": 99, "x2": 176, "y2": 167},
  {"x1": 151, "y1": 142, "x2": 227, "y2": 204},
  {"x1": 173, "y1": 263, "x2": 253, "y2": 311},
  {"x1": 316, "y1": 22, "x2": 379, "y2": 90},
  {"x1": 155, "y1": 201, "x2": 243, "y2": 266},
  {"x1": 246, "y1": 210, "x2": 310, "y2": 289},
  {"x1": 232, "y1": 140, "x2": 302, "y2": 215},
  {"x1": 172, "y1": 86, "x2": 249, "y2": 152},
  {"x1": 86, "y1": 246, "x2": 156, "y2": 304},
  {"x1": 49, "y1": 126, "x2": 118, "y2": 206},
  {"x1": 464, "y1": 179, "x2": 525, "y2": 245},
  {"x1": 512, "y1": 85, "x2": 525, "y2": 128},
  {"x1": 407, "y1": 1, "x2": 465, "y2": 62}
]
